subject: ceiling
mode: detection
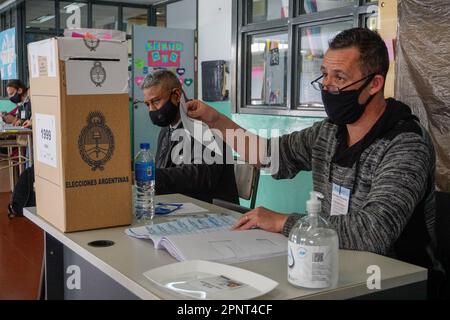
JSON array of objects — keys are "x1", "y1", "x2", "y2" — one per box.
[
  {"x1": 104, "y1": 0, "x2": 169, "y2": 4},
  {"x1": 2, "y1": 0, "x2": 173, "y2": 6},
  {"x1": 25, "y1": 1, "x2": 158, "y2": 31}
]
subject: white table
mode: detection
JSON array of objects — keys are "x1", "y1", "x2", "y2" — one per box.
[{"x1": 24, "y1": 194, "x2": 427, "y2": 300}]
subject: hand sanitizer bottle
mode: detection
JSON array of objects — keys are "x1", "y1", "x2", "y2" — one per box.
[{"x1": 287, "y1": 191, "x2": 339, "y2": 289}]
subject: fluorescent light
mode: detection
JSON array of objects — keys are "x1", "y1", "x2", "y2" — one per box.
[{"x1": 30, "y1": 14, "x2": 55, "y2": 24}]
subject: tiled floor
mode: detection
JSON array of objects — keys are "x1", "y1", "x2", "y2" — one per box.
[{"x1": 0, "y1": 192, "x2": 43, "y2": 300}]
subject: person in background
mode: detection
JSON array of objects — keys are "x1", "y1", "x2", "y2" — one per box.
[
  {"x1": 187, "y1": 27, "x2": 444, "y2": 297},
  {"x1": 1, "y1": 79, "x2": 32, "y2": 128},
  {"x1": 140, "y1": 70, "x2": 239, "y2": 204}
]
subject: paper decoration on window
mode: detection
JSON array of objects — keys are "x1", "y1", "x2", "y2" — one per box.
[
  {"x1": 135, "y1": 76, "x2": 144, "y2": 87},
  {"x1": 281, "y1": 0, "x2": 289, "y2": 18},
  {"x1": 147, "y1": 40, "x2": 183, "y2": 67},
  {"x1": 134, "y1": 58, "x2": 145, "y2": 70},
  {"x1": 269, "y1": 41, "x2": 279, "y2": 66},
  {"x1": 0, "y1": 28, "x2": 17, "y2": 80},
  {"x1": 176, "y1": 67, "x2": 186, "y2": 76}
]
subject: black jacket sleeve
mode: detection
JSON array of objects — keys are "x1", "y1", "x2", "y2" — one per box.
[
  {"x1": 155, "y1": 126, "x2": 224, "y2": 196},
  {"x1": 154, "y1": 125, "x2": 238, "y2": 203},
  {"x1": 155, "y1": 163, "x2": 224, "y2": 196}
]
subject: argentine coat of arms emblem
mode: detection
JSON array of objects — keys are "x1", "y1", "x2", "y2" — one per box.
[
  {"x1": 78, "y1": 111, "x2": 115, "y2": 171},
  {"x1": 83, "y1": 38, "x2": 100, "y2": 52},
  {"x1": 90, "y1": 61, "x2": 106, "y2": 87}
]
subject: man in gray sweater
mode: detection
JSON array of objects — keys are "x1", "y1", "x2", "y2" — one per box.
[{"x1": 187, "y1": 28, "x2": 443, "y2": 296}]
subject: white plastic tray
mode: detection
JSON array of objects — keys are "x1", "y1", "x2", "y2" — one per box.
[{"x1": 143, "y1": 260, "x2": 278, "y2": 300}]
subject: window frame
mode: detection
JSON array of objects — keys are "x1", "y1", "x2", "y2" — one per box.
[
  {"x1": 232, "y1": 0, "x2": 379, "y2": 117},
  {"x1": 244, "y1": 27, "x2": 289, "y2": 111}
]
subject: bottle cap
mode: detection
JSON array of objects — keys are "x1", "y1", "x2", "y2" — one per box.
[{"x1": 140, "y1": 143, "x2": 150, "y2": 150}]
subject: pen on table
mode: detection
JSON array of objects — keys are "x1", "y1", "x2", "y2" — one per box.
[{"x1": 156, "y1": 202, "x2": 183, "y2": 207}]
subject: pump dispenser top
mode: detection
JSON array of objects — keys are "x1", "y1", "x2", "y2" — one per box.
[{"x1": 306, "y1": 191, "x2": 323, "y2": 216}]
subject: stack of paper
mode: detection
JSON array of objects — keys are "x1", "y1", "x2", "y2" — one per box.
[
  {"x1": 1, "y1": 125, "x2": 31, "y2": 131},
  {"x1": 125, "y1": 214, "x2": 287, "y2": 263},
  {"x1": 126, "y1": 213, "x2": 237, "y2": 247}
]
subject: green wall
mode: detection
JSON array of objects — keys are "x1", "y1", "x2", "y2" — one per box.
[
  {"x1": 208, "y1": 101, "x2": 323, "y2": 214},
  {"x1": 0, "y1": 99, "x2": 15, "y2": 112}
]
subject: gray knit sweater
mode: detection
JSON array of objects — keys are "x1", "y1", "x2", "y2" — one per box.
[{"x1": 270, "y1": 99, "x2": 436, "y2": 268}]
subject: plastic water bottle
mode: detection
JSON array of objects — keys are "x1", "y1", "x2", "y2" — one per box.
[{"x1": 134, "y1": 143, "x2": 155, "y2": 222}]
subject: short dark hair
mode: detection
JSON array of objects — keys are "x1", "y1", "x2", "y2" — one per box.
[
  {"x1": 6, "y1": 79, "x2": 28, "y2": 91},
  {"x1": 140, "y1": 69, "x2": 182, "y2": 91},
  {"x1": 329, "y1": 28, "x2": 389, "y2": 78}
]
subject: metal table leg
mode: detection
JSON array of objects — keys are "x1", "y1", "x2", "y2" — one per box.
[{"x1": 7, "y1": 145, "x2": 14, "y2": 192}]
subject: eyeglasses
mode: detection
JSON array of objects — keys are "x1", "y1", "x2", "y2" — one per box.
[{"x1": 310, "y1": 73, "x2": 375, "y2": 95}]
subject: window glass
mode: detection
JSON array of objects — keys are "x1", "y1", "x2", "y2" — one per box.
[
  {"x1": 301, "y1": 0, "x2": 353, "y2": 14},
  {"x1": 123, "y1": 7, "x2": 148, "y2": 35},
  {"x1": 156, "y1": 6, "x2": 166, "y2": 27},
  {"x1": 93, "y1": 5, "x2": 118, "y2": 30},
  {"x1": 248, "y1": 32, "x2": 288, "y2": 106},
  {"x1": 298, "y1": 21, "x2": 354, "y2": 106},
  {"x1": 26, "y1": 0, "x2": 55, "y2": 31},
  {"x1": 250, "y1": 0, "x2": 289, "y2": 23}
]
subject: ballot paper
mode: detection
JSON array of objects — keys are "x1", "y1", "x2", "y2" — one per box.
[
  {"x1": 125, "y1": 214, "x2": 287, "y2": 263},
  {"x1": 179, "y1": 95, "x2": 223, "y2": 155},
  {"x1": 125, "y1": 214, "x2": 237, "y2": 243}
]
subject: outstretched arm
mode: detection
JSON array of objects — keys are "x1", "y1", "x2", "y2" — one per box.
[{"x1": 187, "y1": 100, "x2": 268, "y2": 167}]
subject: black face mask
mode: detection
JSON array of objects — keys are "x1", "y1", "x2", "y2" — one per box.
[
  {"x1": 149, "y1": 93, "x2": 179, "y2": 127},
  {"x1": 321, "y1": 75, "x2": 375, "y2": 125},
  {"x1": 9, "y1": 92, "x2": 21, "y2": 104}
]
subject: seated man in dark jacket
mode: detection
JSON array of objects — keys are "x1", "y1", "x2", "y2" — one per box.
[{"x1": 140, "y1": 70, "x2": 239, "y2": 204}]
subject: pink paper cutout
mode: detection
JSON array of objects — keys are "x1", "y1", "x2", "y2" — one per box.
[{"x1": 135, "y1": 76, "x2": 145, "y2": 87}]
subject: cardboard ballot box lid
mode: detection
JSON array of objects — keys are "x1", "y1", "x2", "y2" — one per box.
[
  {"x1": 57, "y1": 37, "x2": 127, "y2": 60},
  {"x1": 28, "y1": 37, "x2": 128, "y2": 96}
]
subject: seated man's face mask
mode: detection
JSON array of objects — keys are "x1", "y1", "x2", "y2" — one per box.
[
  {"x1": 149, "y1": 90, "x2": 179, "y2": 127},
  {"x1": 321, "y1": 73, "x2": 376, "y2": 125}
]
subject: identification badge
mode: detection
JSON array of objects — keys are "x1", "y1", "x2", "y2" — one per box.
[
  {"x1": 330, "y1": 183, "x2": 350, "y2": 216},
  {"x1": 20, "y1": 110, "x2": 26, "y2": 119}
]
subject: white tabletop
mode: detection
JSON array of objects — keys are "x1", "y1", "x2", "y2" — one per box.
[
  {"x1": 24, "y1": 193, "x2": 427, "y2": 300},
  {"x1": 0, "y1": 126, "x2": 32, "y2": 134}
]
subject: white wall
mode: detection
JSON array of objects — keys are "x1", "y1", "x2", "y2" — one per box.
[
  {"x1": 198, "y1": 0, "x2": 232, "y2": 99},
  {"x1": 167, "y1": 0, "x2": 197, "y2": 30}
]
